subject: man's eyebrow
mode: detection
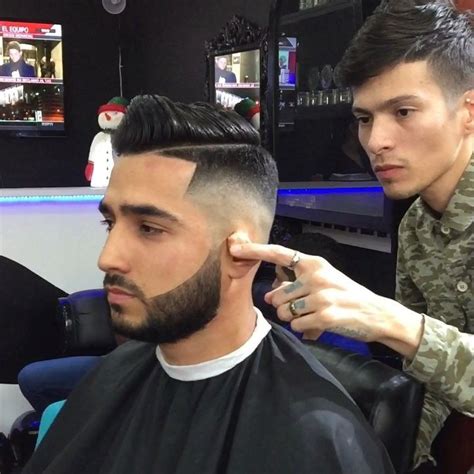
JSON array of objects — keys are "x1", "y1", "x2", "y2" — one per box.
[
  {"x1": 352, "y1": 95, "x2": 422, "y2": 114},
  {"x1": 120, "y1": 204, "x2": 180, "y2": 223},
  {"x1": 99, "y1": 199, "x2": 180, "y2": 224}
]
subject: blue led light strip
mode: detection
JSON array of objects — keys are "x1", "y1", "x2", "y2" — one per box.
[
  {"x1": 278, "y1": 187, "x2": 383, "y2": 196},
  {"x1": 0, "y1": 187, "x2": 383, "y2": 204},
  {"x1": 0, "y1": 194, "x2": 104, "y2": 204}
]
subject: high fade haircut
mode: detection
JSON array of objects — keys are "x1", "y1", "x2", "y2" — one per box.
[
  {"x1": 112, "y1": 95, "x2": 278, "y2": 240},
  {"x1": 339, "y1": 1, "x2": 474, "y2": 100}
]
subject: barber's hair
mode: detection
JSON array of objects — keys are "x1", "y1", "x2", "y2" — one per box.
[
  {"x1": 6, "y1": 41, "x2": 21, "y2": 53},
  {"x1": 339, "y1": 1, "x2": 474, "y2": 98},
  {"x1": 112, "y1": 95, "x2": 278, "y2": 238}
]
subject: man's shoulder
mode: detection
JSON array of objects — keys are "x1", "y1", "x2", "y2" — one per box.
[
  {"x1": 83, "y1": 340, "x2": 157, "y2": 385},
  {"x1": 102, "y1": 339, "x2": 156, "y2": 366},
  {"x1": 23, "y1": 62, "x2": 35, "y2": 75},
  {"x1": 399, "y1": 197, "x2": 423, "y2": 232},
  {"x1": 264, "y1": 325, "x2": 354, "y2": 401}
]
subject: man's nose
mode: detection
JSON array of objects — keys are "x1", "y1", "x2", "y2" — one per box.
[
  {"x1": 363, "y1": 118, "x2": 395, "y2": 156},
  {"x1": 98, "y1": 229, "x2": 131, "y2": 275}
]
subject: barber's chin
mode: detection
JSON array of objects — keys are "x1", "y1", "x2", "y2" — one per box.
[{"x1": 381, "y1": 183, "x2": 415, "y2": 200}]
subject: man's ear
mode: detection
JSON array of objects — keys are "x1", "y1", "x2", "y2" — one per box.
[
  {"x1": 223, "y1": 231, "x2": 259, "y2": 280},
  {"x1": 463, "y1": 90, "x2": 474, "y2": 134}
]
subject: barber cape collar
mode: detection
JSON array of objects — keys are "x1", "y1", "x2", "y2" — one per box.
[{"x1": 155, "y1": 308, "x2": 271, "y2": 381}]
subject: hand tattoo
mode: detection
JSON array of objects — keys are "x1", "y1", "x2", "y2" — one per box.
[
  {"x1": 294, "y1": 299, "x2": 306, "y2": 310},
  {"x1": 331, "y1": 326, "x2": 369, "y2": 341},
  {"x1": 283, "y1": 280, "x2": 303, "y2": 294}
]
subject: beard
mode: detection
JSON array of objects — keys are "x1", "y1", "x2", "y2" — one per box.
[{"x1": 103, "y1": 251, "x2": 221, "y2": 344}]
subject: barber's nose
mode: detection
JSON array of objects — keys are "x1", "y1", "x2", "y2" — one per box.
[
  {"x1": 98, "y1": 229, "x2": 131, "y2": 275},
  {"x1": 361, "y1": 118, "x2": 395, "y2": 157}
]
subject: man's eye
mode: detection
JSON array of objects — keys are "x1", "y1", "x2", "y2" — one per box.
[
  {"x1": 397, "y1": 108, "x2": 414, "y2": 118},
  {"x1": 140, "y1": 224, "x2": 163, "y2": 235},
  {"x1": 355, "y1": 116, "x2": 371, "y2": 125},
  {"x1": 100, "y1": 219, "x2": 114, "y2": 232}
]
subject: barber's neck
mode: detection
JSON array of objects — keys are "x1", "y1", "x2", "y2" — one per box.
[{"x1": 158, "y1": 288, "x2": 257, "y2": 366}]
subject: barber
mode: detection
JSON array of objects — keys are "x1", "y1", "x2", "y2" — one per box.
[{"x1": 232, "y1": 2, "x2": 473, "y2": 470}]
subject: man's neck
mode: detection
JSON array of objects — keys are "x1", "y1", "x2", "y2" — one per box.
[
  {"x1": 420, "y1": 143, "x2": 472, "y2": 213},
  {"x1": 158, "y1": 293, "x2": 257, "y2": 366}
]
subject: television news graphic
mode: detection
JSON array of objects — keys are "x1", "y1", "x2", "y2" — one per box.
[
  {"x1": 213, "y1": 49, "x2": 260, "y2": 110},
  {"x1": 0, "y1": 20, "x2": 65, "y2": 136}
]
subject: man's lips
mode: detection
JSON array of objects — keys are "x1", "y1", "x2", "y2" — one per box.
[
  {"x1": 374, "y1": 164, "x2": 404, "y2": 180},
  {"x1": 106, "y1": 287, "x2": 136, "y2": 304}
]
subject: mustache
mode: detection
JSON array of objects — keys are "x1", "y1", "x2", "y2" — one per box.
[{"x1": 103, "y1": 273, "x2": 145, "y2": 299}]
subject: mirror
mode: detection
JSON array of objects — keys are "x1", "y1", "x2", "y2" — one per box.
[{"x1": 205, "y1": 15, "x2": 272, "y2": 150}]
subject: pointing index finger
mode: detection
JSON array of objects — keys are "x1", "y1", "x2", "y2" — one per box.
[{"x1": 230, "y1": 242, "x2": 306, "y2": 269}]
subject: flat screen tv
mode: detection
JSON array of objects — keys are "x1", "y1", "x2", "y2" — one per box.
[
  {"x1": 278, "y1": 36, "x2": 297, "y2": 89},
  {"x1": 212, "y1": 48, "x2": 260, "y2": 110},
  {"x1": 0, "y1": 19, "x2": 65, "y2": 137}
]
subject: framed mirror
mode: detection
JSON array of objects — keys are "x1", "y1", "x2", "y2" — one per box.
[{"x1": 205, "y1": 15, "x2": 272, "y2": 151}]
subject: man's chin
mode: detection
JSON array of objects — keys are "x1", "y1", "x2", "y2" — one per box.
[
  {"x1": 381, "y1": 183, "x2": 418, "y2": 201},
  {"x1": 110, "y1": 308, "x2": 145, "y2": 335}
]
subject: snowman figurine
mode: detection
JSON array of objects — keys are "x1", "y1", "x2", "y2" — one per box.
[
  {"x1": 85, "y1": 97, "x2": 129, "y2": 188},
  {"x1": 234, "y1": 98, "x2": 260, "y2": 130}
]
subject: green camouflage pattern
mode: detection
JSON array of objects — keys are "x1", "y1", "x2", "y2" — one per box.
[{"x1": 396, "y1": 155, "x2": 473, "y2": 467}]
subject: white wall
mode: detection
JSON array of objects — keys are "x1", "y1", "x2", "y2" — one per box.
[
  {"x1": 0, "y1": 384, "x2": 33, "y2": 434},
  {"x1": 0, "y1": 187, "x2": 106, "y2": 293}
]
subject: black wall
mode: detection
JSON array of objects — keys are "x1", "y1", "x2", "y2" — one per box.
[
  {"x1": 0, "y1": 0, "x2": 273, "y2": 188},
  {"x1": 122, "y1": 0, "x2": 273, "y2": 102}
]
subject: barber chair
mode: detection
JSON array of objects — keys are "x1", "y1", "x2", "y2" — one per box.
[
  {"x1": 3, "y1": 290, "x2": 115, "y2": 473},
  {"x1": 56, "y1": 289, "x2": 116, "y2": 356},
  {"x1": 302, "y1": 341, "x2": 425, "y2": 474}
]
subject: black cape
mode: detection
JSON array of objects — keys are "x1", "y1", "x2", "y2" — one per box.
[{"x1": 24, "y1": 324, "x2": 395, "y2": 474}]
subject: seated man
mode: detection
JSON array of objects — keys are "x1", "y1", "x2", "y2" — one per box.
[{"x1": 24, "y1": 95, "x2": 394, "y2": 474}]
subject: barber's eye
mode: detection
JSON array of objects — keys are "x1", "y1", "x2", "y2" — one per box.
[
  {"x1": 355, "y1": 116, "x2": 371, "y2": 125},
  {"x1": 100, "y1": 219, "x2": 114, "y2": 232}
]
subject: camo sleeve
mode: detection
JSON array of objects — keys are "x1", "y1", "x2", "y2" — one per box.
[
  {"x1": 404, "y1": 315, "x2": 474, "y2": 416},
  {"x1": 395, "y1": 225, "x2": 428, "y2": 315}
]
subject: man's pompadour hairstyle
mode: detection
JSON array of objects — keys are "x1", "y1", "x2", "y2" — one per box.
[
  {"x1": 339, "y1": 1, "x2": 474, "y2": 97},
  {"x1": 112, "y1": 95, "x2": 278, "y2": 230}
]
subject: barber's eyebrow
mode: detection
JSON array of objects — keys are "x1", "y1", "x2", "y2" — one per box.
[
  {"x1": 352, "y1": 94, "x2": 422, "y2": 114},
  {"x1": 98, "y1": 200, "x2": 180, "y2": 224}
]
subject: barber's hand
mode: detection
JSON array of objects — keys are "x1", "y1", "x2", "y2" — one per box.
[{"x1": 229, "y1": 241, "x2": 423, "y2": 357}]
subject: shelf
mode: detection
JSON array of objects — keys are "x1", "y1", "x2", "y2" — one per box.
[
  {"x1": 281, "y1": 0, "x2": 355, "y2": 26},
  {"x1": 0, "y1": 77, "x2": 63, "y2": 85},
  {"x1": 215, "y1": 82, "x2": 259, "y2": 89},
  {"x1": 295, "y1": 103, "x2": 353, "y2": 120}
]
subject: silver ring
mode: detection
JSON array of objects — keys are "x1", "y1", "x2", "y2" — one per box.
[
  {"x1": 287, "y1": 251, "x2": 301, "y2": 270},
  {"x1": 289, "y1": 300, "x2": 299, "y2": 317}
]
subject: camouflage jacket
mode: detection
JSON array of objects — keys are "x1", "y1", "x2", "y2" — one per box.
[{"x1": 396, "y1": 155, "x2": 474, "y2": 467}]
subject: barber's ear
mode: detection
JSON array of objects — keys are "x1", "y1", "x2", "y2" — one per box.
[
  {"x1": 224, "y1": 231, "x2": 259, "y2": 279},
  {"x1": 463, "y1": 91, "x2": 474, "y2": 134}
]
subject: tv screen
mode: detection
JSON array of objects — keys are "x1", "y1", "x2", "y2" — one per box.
[
  {"x1": 213, "y1": 48, "x2": 260, "y2": 110},
  {"x1": 0, "y1": 19, "x2": 65, "y2": 137},
  {"x1": 278, "y1": 36, "x2": 297, "y2": 88},
  {"x1": 278, "y1": 36, "x2": 297, "y2": 128}
]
